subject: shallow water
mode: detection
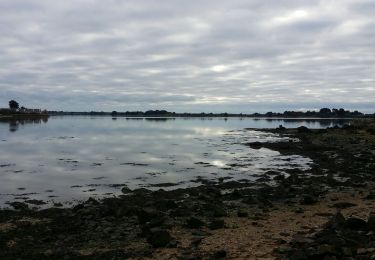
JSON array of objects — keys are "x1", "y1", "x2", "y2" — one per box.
[{"x1": 0, "y1": 116, "x2": 349, "y2": 207}]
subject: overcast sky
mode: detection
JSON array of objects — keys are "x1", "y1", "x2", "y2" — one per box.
[{"x1": 0, "y1": 0, "x2": 374, "y2": 113}]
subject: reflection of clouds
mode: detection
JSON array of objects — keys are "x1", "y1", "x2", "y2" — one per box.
[{"x1": 0, "y1": 117, "x2": 341, "y2": 207}]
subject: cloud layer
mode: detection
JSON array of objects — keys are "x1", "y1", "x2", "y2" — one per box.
[{"x1": 0, "y1": 0, "x2": 374, "y2": 112}]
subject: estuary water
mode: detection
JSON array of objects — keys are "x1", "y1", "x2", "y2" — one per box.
[{"x1": 0, "y1": 116, "x2": 349, "y2": 207}]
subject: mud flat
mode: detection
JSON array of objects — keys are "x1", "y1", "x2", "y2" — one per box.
[{"x1": 0, "y1": 119, "x2": 374, "y2": 259}]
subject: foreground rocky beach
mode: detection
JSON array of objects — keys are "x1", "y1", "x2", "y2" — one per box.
[{"x1": 0, "y1": 119, "x2": 374, "y2": 259}]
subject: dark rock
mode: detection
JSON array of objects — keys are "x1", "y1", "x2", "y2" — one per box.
[
  {"x1": 247, "y1": 141, "x2": 263, "y2": 149},
  {"x1": 25, "y1": 199, "x2": 47, "y2": 205},
  {"x1": 297, "y1": 126, "x2": 311, "y2": 133},
  {"x1": 8, "y1": 201, "x2": 29, "y2": 210},
  {"x1": 345, "y1": 217, "x2": 367, "y2": 230},
  {"x1": 147, "y1": 229, "x2": 172, "y2": 248},
  {"x1": 332, "y1": 202, "x2": 357, "y2": 209},
  {"x1": 237, "y1": 210, "x2": 249, "y2": 218},
  {"x1": 329, "y1": 212, "x2": 346, "y2": 229},
  {"x1": 212, "y1": 250, "x2": 227, "y2": 258},
  {"x1": 121, "y1": 186, "x2": 132, "y2": 193},
  {"x1": 318, "y1": 244, "x2": 336, "y2": 255},
  {"x1": 137, "y1": 207, "x2": 160, "y2": 224},
  {"x1": 301, "y1": 194, "x2": 318, "y2": 205},
  {"x1": 209, "y1": 219, "x2": 225, "y2": 230},
  {"x1": 367, "y1": 213, "x2": 375, "y2": 230},
  {"x1": 295, "y1": 208, "x2": 304, "y2": 214},
  {"x1": 186, "y1": 217, "x2": 205, "y2": 229},
  {"x1": 366, "y1": 193, "x2": 375, "y2": 200}
]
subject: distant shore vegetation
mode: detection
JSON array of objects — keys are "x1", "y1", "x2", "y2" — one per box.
[
  {"x1": 0, "y1": 100, "x2": 48, "y2": 117},
  {"x1": 49, "y1": 108, "x2": 374, "y2": 118},
  {"x1": 2, "y1": 100, "x2": 374, "y2": 118}
]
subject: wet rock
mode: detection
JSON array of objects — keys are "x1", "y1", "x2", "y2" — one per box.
[
  {"x1": 329, "y1": 212, "x2": 346, "y2": 229},
  {"x1": 121, "y1": 186, "x2": 132, "y2": 193},
  {"x1": 137, "y1": 207, "x2": 160, "y2": 224},
  {"x1": 186, "y1": 217, "x2": 205, "y2": 229},
  {"x1": 147, "y1": 229, "x2": 172, "y2": 248},
  {"x1": 332, "y1": 202, "x2": 357, "y2": 209},
  {"x1": 368, "y1": 213, "x2": 375, "y2": 230},
  {"x1": 297, "y1": 126, "x2": 311, "y2": 133},
  {"x1": 8, "y1": 201, "x2": 29, "y2": 210},
  {"x1": 25, "y1": 199, "x2": 47, "y2": 205},
  {"x1": 318, "y1": 244, "x2": 336, "y2": 255},
  {"x1": 247, "y1": 141, "x2": 263, "y2": 149},
  {"x1": 237, "y1": 210, "x2": 249, "y2": 218},
  {"x1": 212, "y1": 250, "x2": 227, "y2": 258},
  {"x1": 345, "y1": 217, "x2": 367, "y2": 230},
  {"x1": 301, "y1": 194, "x2": 318, "y2": 205},
  {"x1": 209, "y1": 219, "x2": 225, "y2": 230},
  {"x1": 366, "y1": 192, "x2": 375, "y2": 200}
]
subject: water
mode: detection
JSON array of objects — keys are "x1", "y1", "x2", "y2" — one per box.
[{"x1": 0, "y1": 116, "x2": 349, "y2": 207}]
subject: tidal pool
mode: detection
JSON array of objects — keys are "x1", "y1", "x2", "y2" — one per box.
[{"x1": 0, "y1": 116, "x2": 349, "y2": 207}]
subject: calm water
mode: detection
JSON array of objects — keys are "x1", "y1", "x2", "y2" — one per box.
[{"x1": 0, "y1": 116, "x2": 349, "y2": 207}]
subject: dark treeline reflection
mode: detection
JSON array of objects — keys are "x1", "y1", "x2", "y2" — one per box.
[{"x1": 0, "y1": 117, "x2": 48, "y2": 132}]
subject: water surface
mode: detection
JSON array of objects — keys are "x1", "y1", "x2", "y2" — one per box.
[{"x1": 0, "y1": 117, "x2": 349, "y2": 207}]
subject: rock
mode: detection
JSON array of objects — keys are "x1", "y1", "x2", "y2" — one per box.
[
  {"x1": 368, "y1": 213, "x2": 375, "y2": 230},
  {"x1": 186, "y1": 217, "x2": 205, "y2": 229},
  {"x1": 137, "y1": 207, "x2": 160, "y2": 224},
  {"x1": 44, "y1": 249, "x2": 54, "y2": 256},
  {"x1": 332, "y1": 202, "x2": 357, "y2": 209},
  {"x1": 277, "y1": 246, "x2": 293, "y2": 253},
  {"x1": 8, "y1": 201, "x2": 29, "y2": 210},
  {"x1": 301, "y1": 194, "x2": 318, "y2": 205},
  {"x1": 147, "y1": 229, "x2": 172, "y2": 248},
  {"x1": 248, "y1": 141, "x2": 263, "y2": 149},
  {"x1": 295, "y1": 208, "x2": 304, "y2": 214},
  {"x1": 212, "y1": 250, "x2": 227, "y2": 258},
  {"x1": 357, "y1": 248, "x2": 368, "y2": 255},
  {"x1": 318, "y1": 244, "x2": 336, "y2": 255},
  {"x1": 25, "y1": 199, "x2": 47, "y2": 205},
  {"x1": 366, "y1": 193, "x2": 375, "y2": 200},
  {"x1": 209, "y1": 219, "x2": 225, "y2": 230},
  {"x1": 329, "y1": 212, "x2": 346, "y2": 229},
  {"x1": 86, "y1": 197, "x2": 99, "y2": 205},
  {"x1": 345, "y1": 217, "x2": 367, "y2": 230},
  {"x1": 237, "y1": 210, "x2": 249, "y2": 218},
  {"x1": 121, "y1": 186, "x2": 132, "y2": 193},
  {"x1": 297, "y1": 126, "x2": 311, "y2": 133}
]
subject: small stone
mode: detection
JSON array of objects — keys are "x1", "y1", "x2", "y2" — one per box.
[
  {"x1": 44, "y1": 249, "x2": 53, "y2": 256},
  {"x1": 318, "y1": 244, "x2": 336, "y2": 255},
  {"x1": 186, "y1": 217, "x2": 205, "y2": 229},
  {"x1": 301, "y1": 194, "x2": 318, "y2": 205},
  {"x1": 368, "y1": 213, "x2": 375, "y2": 230},
  {"x1": 121, "y1": 186, "x2": 132, "y2": 193},
  {"x1": 147, "y1": 229, "x2": 172, "y2": 248},
  {"x1": 345, "y1": 217, "x2": 367, "y2": 230},
  {"x1": 212, "y1": 250, "x2": 227, "y2": 258},
  {"x1": 209, "y1": 219, "x2": 225, "y2": 230},
  {"x1": 237, "y1": 210, "x2": 248, "y2": 218}
]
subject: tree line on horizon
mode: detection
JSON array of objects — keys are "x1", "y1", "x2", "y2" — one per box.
[{"x1": 47, "y1": 108, "x2": 374, "y2": 118}]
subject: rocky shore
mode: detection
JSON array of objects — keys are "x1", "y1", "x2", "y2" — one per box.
[{"x1": 0, "y1": 119, "x2": 374, "y2": 259}]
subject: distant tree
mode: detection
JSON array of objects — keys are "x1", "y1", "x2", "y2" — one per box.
[
  {"x1": 319, "y1": 108, "x2": 331, "y2": 114},
  {"x1": 9, "y1": 100, "x2": 19, "y2": 111},
  {"x1": 111, "y1": 111, "x2": 118, "y2": 116},
  {"x1": 337, "y1": 108, "x2": 346, "y2": 116}
]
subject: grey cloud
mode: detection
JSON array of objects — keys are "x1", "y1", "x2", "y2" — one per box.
[{"x1": 0, "y1": 0, "x2": 374, "y2": 112}]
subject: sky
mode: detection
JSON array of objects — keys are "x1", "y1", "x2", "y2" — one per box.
[{"x1": 0, "y1": 0, "x2": 374, "y2": 113}]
